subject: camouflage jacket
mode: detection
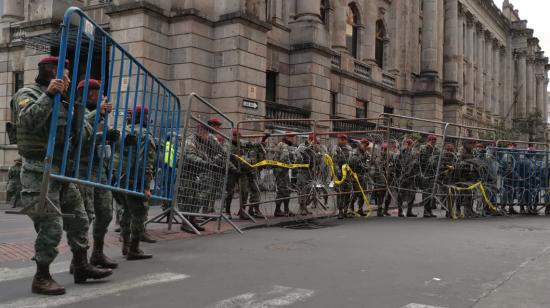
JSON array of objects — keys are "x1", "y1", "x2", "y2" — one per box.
[
  {"x1": 114, "y1": 124, "x2": 156, "y2": 190},
  {"x1": 331, "y1": 144, "x2": 352, "y2": 177}
]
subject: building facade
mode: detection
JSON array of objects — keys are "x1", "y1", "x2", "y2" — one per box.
[{"x1": 0, "y1": 0, "x2": 549, "y2": 174}]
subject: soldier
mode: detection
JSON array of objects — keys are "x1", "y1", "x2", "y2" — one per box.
[
  {"x1": 371, "y1": 143, "x2": 392, "y2": 216},
  {"x1": 441, "y1": 143, "x2": 457, "y2": 217},
  {"x1": 349, "y1": 138, "x2": 371, "y2": 216},
  {"x1": 73, "y1": 79, "x2": 120, "y2": 270},
  {"x1": 6, "y1": 158, "x2": 22, "y2": 208},
  {"x1": 395, "y1": 139, "x2": 418, "y2": 217},
  {"x1": 295, "y1": 133, "x2": 319, "y2": 216},
  {"x1": 113, "y1": 105, "x2": 156, "y2": 260},
  {"x1": 274, "y1": 131, "x2": 297, "y2": 217},
  {"x1": 501, "y1": 143, "x2": 519, "y2": 215},
  {"x1": 16, "y1": 56, "x2": 112, "y2": 295},
  {"x1": 332, "y1": 134, "x2": 353, "y2": 219},
  {"x1": 456, "y1": 140, "x2": 477, "y2": 218},
  {"x1": 419, "y1": 134, "x2": 440, "y2": 217}
]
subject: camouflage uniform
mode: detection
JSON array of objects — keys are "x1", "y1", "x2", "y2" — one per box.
[
  {"x1": 332, "y1": 142, "x2": 353, "y2": 218},
  {"x1": 349, "y1": 146, "x2": 370, "y2": 216},
  {"x1": 113, "y1": 123, "x2": 156, "y2": 243},
  {"x1": 296, "y1": 141, "x2": 317, "y2": 215},
  {"x1": 418, "y1": 143, "x2": 440, "y2": 216},
  {"x1": 6, "y1": 158, "x2": 22, "y2": 207},
  {"x1": 16, "y1": 83, "x2": 90, "y2": 266},
  {"x1": 456, "y1": 146, "x2": 476, "y2": 217},
  {"x1": 396, "y1": 147, "x2": 417, "y2": 216},
  {"x1": 370, "y1": 149, "x2": 392, "y2": 216},
  {"x1": 274, "y1": 139, "x2": 296, "y2": 216},
  {"x1": 239, "y1": 143, "x2": 262, "y2": 217}
]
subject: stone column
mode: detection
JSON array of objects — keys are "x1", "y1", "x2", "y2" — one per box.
[
  {"x1": 364, "y1": 6, "x2": 377, "y2": 64},
  {"x1": 544, "y1": 76, "x2": 549, "y2": 123},
  {"x1": 492, "y1": 43, "x2": 500, "y2": 115},
  {"x1": 331, "y1": 4, "x2": 347, "y2": 50},
  {"x1": 421, "y1": 0, "x2": 439, "y2": 75},
  {"x1": 475, "y1": 23, "x2": 484, "y2": 110},
  {"x1": 517, "y1": 51, "x2": 527, "y2": 118},
  {"x1": 443, "y1": 0, "x2": 458, "y2": 84},
  {"x1": 536, "y1": 74, "x2": 544, "y2": 113},
  {"x1": 457, "y1": 7, "x2": 464, "y2": 101},
  {"x1": 526, "y1": 57, "x2": 534, "y2": 114},
  {"x1": 271, "y1": 0, "x2": 284, "y2": 24},
  {"x1": 465, "y1": 14, "x2": 475, "y2": 105},
  {"x1": 484, "y1": 31, "x2": 493, "y2": 113},
  {"x1": 1, "y1": 0, "x2": 24, "y2": 21},
  {"x1": 296, "y1": 0, "x2": 321, "y2": 21}
]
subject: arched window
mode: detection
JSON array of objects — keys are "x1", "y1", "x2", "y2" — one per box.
[
  {"x1": 320, "y1": 0, "x2": 330, "y2": 24},
  {"x1": 346, "y1": 4, "x2": 359, "y2": 58},
  {"x1": 375, "y1": 19, "x2": 386, "y2": 68}
]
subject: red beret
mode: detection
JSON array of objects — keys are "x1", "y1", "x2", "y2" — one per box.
[
  {"x1": 427, "y1": 134, "x2": 437, "y2": 141},
  {"x1": 39, "y1": 56, "x2": 70, "y2": 69},
  {"x1": 381, "y1": 143, "x2": 388, "y2": 149},
  {"x1": 77, "y1": 79, "x2": 101, "y2": 90},
  {"x1": 337, "y1": 134, "x2": 348, "y2": 140},
  {"x1": 208, "y1": 118, "x2": 222, "y2": 126},
  {"x1": 405, "y1": 139, "x2": 414, "y2": 145},
  {"x1": 308, "y1": 133, "x2": 316, "y2": 140},
  {"x1": 360, "y1": 138, "x2": 370, "y2": 145},
  {"x1": 445, "y1": 143, "x2": 455, "y2": 151},
  {"x1": 129, "y1": 105, "x2": 148, "y2": 115}
]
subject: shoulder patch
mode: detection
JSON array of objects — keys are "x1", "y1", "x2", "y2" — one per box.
[{"x1": 18, "y1": 98, "x2": 30, "y2": 108}]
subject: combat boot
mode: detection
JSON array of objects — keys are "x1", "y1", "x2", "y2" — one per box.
[
  {"x1": 398, "y1": 208, "x2": 405, "y2": 217},
  {"x1": 122, "y1": 234, "x2": 130, "y2": 256},
  {"x1": 337, "y1": 209, "x2": 345, "y2": 219},
  {"x1": 283, "y1": 201, "x2": 295, "y2": 217},
  {"x1": 508, "y1": 206, "x2": 518, "y2": 215},
  {"x1": 127, "y1": 236, "x2": 153, "y2": 260},
  {"x1": 90, "y1": 239, "x2": 118, "y2": 269},
  {"x1": 274, "y1": 202, "x2": 285, "y2": 217},
  {"x1": 72, "y1": 250, "x2": 113, "y2": 283},
  {"x1": 358, "y1": 208, "x2": 366, "y2": 216},
  {"x1": 376, "y1": 207, "x2": 383, "y2": 217},
  {"x1": 32, "y1": 264, "x2": 65, "y2": 295},
  {"x1": 140, "y1": 231, "x2": 157, "y2": 243},
  {"x1": 299, "y1": 204, "x2": 312, "y2": 216},
  {"x1": 406, "y1": 209, "x2": 417, "y2": 217}
]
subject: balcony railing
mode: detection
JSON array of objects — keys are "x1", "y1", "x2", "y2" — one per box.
[
  {"x1": 265, "y1": 101, "x2": 311, "y2": 131},
  {"x1": 354, "y1": 61, "x2": 371, "y2": 79},
  {"x1": 331, "y1": 116, "x2": 376, "y2": 132},
  {"x1": 382, "y1": 73, "x2": 396, "y2": 88},
  {"x1": 10, "y1": 26, "x2": 25, "y2": 43},
  {"x1": 331, "y1": 54, "x2": 341, "y2": 68}
]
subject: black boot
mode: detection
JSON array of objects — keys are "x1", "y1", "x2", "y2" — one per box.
[
  {"x1": 127, "y1": 236, "x2": 153, "y2": 260},
  {"x1": 252, "y1": 206, "x2": 265, "y2": 218},
  {"x1": 377, "y1": 207, "x2": 383, "y2": 217},
  {"x1": 398, "y1": 208, "x2": 405, "y2": 217},
  {"x1": 406, "y1": 209, "x2": 417, "y2": 217},
  {"x1": 72, "y1": 250, "x2": 113, "y2": 283},
  {"x1": 90, "y1": 238, "x2": 118, "y2": 269},
  {"x1": 274, "y1": 202, "x2": 284, "y2": 217},
  {"x1": 122, "y1": 234, "x2": 130, "y2": 256},
  {"x1": 358, "y1": 208, "x2": 366, "y2": 216},
  {"x1": 32, "y1": 263, "x2": 66, "y2": 295},
  {"x1": 283, "y1": 200, "x2": 295, "y2": 217},
  {"x1": 337, "y1": 209, "x2": 345, "y2": 219}
]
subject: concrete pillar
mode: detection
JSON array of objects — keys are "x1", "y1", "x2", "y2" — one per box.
[
  {"x1": 1, "y1": 0, "x2": 24, "y2": 21},
  {"x1": 331, "y1": 4, "x2": 347, "y2": 50},
  {"x1": 492, "y1": 43, "x2": 500, "y2": 115},
  {"x1": 421, "y1": 0, "x2": 439, "y2": 75},
  {"x1": 475, "y1": 23, "x2": 484, "y2": 110},
  {"x1": 517, "y1": 51, "x2": 527, "y2": 118},
  {"x1": 536, "y1": 74, "x2": 544, "y2": 113},
  {"x1": 544, "y1": 76, "x2": 549, "y2": 123},
  {"x1": 499, "y1": 47, "x2": 506, "y2": 117},
  {"x1": 484, "y1": 32, "x2": 493, "y2": 113},
  {"x1": 272, "y1": 0, "x2": 284, "y2": 24},
  {"x1": 364, "y1": 6, "x2": 377, "y2": 64},
  {"x1": 457, "y1": 7, "x2": 464, "y2": 101},
  {"x1": 526, "y1": 57, "x2": 534, "y2": 114},
  {"x1": 465, "y1": 15, "x2": 475, "y2": 105},
  {"x1": 296, "y1": 0, "x2": 321, "y2": 21}
]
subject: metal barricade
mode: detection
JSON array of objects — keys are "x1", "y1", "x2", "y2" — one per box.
[
  {"x1": 9, "y1": 7, "x2": 181, "y2": 217},
  {"x1": 146, "y1": 93, "x2": 242, "y2": 234}
]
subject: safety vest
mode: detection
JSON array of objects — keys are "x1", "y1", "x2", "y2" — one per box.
[{"x1": 164, "y1": 140, "x2": 175, "y2": 168}]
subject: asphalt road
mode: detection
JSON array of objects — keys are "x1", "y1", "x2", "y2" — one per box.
[{"x1": 1, "y1": 215, "x2": 550, "y2": 308}]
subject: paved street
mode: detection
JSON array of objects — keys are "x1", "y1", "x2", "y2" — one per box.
[{"x1": 1, "y1": 212, "x2": 550, "y2": 308}]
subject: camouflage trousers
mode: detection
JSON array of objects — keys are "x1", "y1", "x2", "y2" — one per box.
[
  {"x1": 397, "y1": 184, "x2": 415, "y2": 210},
  {"x1": 113, "y1": 192, "x2": 148, "y2": 239},
  {"x1": 20, "y1": 159, "x2": 89, "y2": 266},
  {"x1": 6, "y1": 160, "x2": 22, "y2": 207},
  {"x1": 240, "y1": 172, "x2": 260, "y2": 207},
  {"x1": 78, "y1": 184, "x2": 113, "y2": 241},
  {"x1": 336, "y1": 177, "x2": 353, "y2": 211},
  {"x1": 275, "y1": 169, "x2": 291, "y2": 199}
]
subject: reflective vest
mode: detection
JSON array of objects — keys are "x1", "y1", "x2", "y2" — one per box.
[{"x1": 164, "y1": 141, "x2": 175, "y2": 168}]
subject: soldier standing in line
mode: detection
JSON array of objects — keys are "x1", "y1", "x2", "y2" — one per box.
[
  {"x1": 113, "y1": 105, "x2": 156, "y2": 260},
  {"x1": 419, "y1": 134, "x2": 440, "y2": 217},
  {"x1": 16, "y1": 56, "x2": 112, "y2": 295},
  {"x1": 396, "y1": 138, "x2": 418, "y2": 217},
  {"x1": 274, "y1": 131, "x2": 297, "y2": 217},
  {"x1": 501, "y1": 142, "x2": 519, "y2": 215},
  {"x1": 457, "y1": 140, "x2": 477, "y2": 218},
  {"x1": 73, "y1": 79, "x2": 120, "y2": 270},
  {"x1": 296, "y1": 133, "x2": 319, "y2": 216},
  {"x1": 349, "y1": 138, "x2": 371, "y2": 216},
  {"x1": 332, "y1": 134, "x2": 353, "y2": 219},
  {"x1": 371, "y1": 143, "x2": 392, "y2": 217}
]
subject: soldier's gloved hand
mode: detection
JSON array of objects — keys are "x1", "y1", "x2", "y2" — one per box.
[
  {"x1": 125, "y1": 134, "x2": 138, "y2": 146},
  {"x1": 106, "y1": 129, "x2": 121, "y2": 142}
]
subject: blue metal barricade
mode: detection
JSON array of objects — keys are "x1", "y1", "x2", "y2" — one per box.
[{"x1": 41, "y1": 7, "x2": 181, "y2": 205}]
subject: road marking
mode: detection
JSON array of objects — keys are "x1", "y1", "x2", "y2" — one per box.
[
  {"x1": 403, "y1": 304, "x2": 448, "y2": 308},
  {"x1": 0, "y1": 261, "x2": 70, "y2": 283},
  {"x1": 207, "y1": 285, "x2": 315, "y2": 308},
  {"x1": 0, "y1": 272, "x2": 189, "y2": 308}
]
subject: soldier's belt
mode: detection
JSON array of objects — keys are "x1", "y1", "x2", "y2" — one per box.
[
  {"x1": 233, "y1": 155, "x2": 309, "y2": 169},
  {"x1": 324, "y1": 154, "x2": 373, "y2": 217}
]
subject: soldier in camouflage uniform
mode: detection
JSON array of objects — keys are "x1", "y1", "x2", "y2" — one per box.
[
  {"x1": 112, "y1": 105, "x2": 156, "y2": 260},
  {"x1": 74, "y1": 79, "x2": 119, "y2": 269},
  {"x1": 396, "y1": 139, "x2": 417, "y2": 217},
  {"x1": 349, "y1": 138, "x2": 371, "y2": 216},
  {"x1": 501, "y1": 143, "x2": 519, "y2": 215},
  {"x1": 333, "y1": 134, "x2": 353, "y2": 219},
  {"x1": 6, "y1": 158, "x2": 22, "y2": 208},
  {"x1": 371, "y1": 143, "x2": 392, "y2": 216},
  {"x1": 16, "y1": 56, "x2": 112, "y2": 295},
  {"x1": 418, "y1": 134, "x2": 439, "y2": 218},
  {"x1": 274, "y1": 132, "x2": 297, "y2": 217},
  {"x1": 456, "y1": 140, "x2": 477, "y2": 217},
  {"x1": 295, "y1": 133, "x2": 319, "y2": 216}
]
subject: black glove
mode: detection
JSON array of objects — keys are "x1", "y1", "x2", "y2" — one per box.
[
  {"x1": 125, "y1": 134, "x2": 138, "y2": 146},
  {"x1": 106, "y1": 129, "x2": 121, "y2": 142}
]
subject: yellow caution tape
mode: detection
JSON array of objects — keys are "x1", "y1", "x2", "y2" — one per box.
[
  {"x1": 233, "y1": 155, "x2": 309, "y2": 169},
  {"x1": 323, "y1": 154, "x2": 373, "y2": 217},
  {"x1": 448, "y1": 181, "x2": 497, "y2": 215}
]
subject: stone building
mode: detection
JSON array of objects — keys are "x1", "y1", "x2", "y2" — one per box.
[{"x1": 0, "y1": 0, "x2": 549, "y2": 197}]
